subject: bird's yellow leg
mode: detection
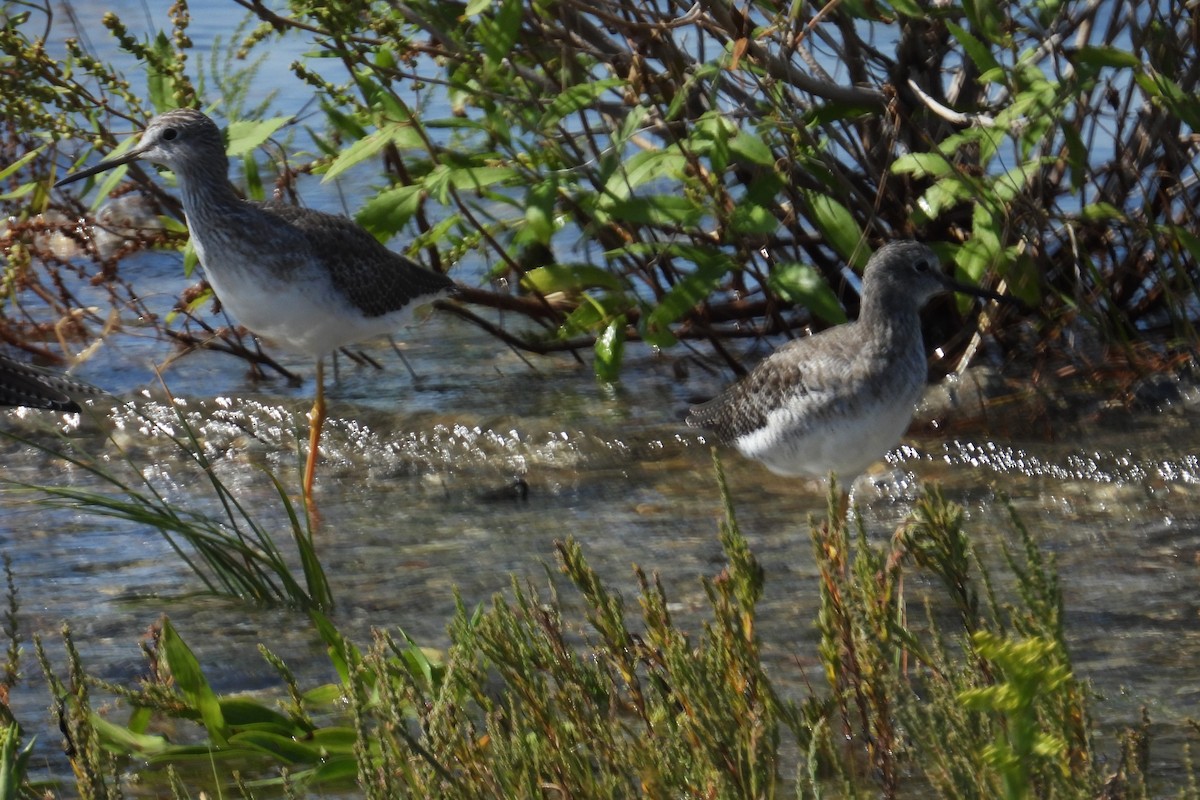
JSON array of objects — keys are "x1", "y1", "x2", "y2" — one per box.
[{"x1": 303, "y1": 358, "x2": 326, "y2": 503}]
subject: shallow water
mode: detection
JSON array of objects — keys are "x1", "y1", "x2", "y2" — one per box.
[
  {"x1": 9, "y1": 2, "x2": 1199, "y2": 790},
  {"x1": 5, "y1": 305, "x2": 1200, "y2": 789}
]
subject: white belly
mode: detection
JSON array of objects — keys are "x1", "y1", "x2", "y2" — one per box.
[
  {"x1": 198, "y1": 247, "x2": 418, "y2": 357},
  {"x1": 734, "y1": 388, "x2": 921, "y2": 480}
]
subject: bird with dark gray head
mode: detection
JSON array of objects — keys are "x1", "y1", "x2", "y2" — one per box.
[
  {"x1": 686, "y1": 241, "x2": 1007, "y2": 482},
  {"x1": 55, "y1": 108, "x2": 455, "y2": 502}
]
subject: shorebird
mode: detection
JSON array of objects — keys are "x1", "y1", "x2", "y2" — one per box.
[
  {"x1": 687, "y1": 241, "x2": 1005, "y2": 483},
  {"x1": 0, "y1": 353, "x2": 97, "y2": 413},
  {"x1": 56, "y1": 109, "x2": 454, "y2": 504}
]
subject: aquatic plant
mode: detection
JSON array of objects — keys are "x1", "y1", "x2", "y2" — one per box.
[
  {"x1": 4, "y1": 457, "x2": 1190, "y2": 797},
  {"x1": 1, "y1": 398, "x2": 332, "y2": 611},
  {"x1": 0, "y1": 558, "x2": 35, "y2": 800}
]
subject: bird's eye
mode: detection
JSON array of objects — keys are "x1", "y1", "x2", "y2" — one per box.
[
  {"x1": 162, "y1": 128, "x2": 179, "y2": 141},
  {"x1": 913, "y1": 258, "x2": 930, "y2": 273}
]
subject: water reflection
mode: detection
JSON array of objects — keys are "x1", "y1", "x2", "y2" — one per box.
[{"x1": 4, "y1": 327, "x2": 1200, "y2": 786}]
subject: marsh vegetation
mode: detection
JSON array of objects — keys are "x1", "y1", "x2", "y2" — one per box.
[{"x1": 0, "y1": 0, "x2": 1197, "y2": 796}]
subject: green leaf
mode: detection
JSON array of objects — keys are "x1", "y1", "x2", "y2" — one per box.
[
  {"x1": 277, "y1": 756, "x2": 360, "y2": 785},
  {"x1": 969, "y1": 202, "x2": 1003, "y2": 265},
  {"x1": 644, "y1": 246, "x2": 735, "y2": 339},
  {"x1": 891, "y1": 151, "x2": 954, "y2": 178},
  {"x1": 1168, "y1": 226, "x2": 1200, "y2": 265},
  {"x1": 447, "y1": 165, "x2": 519, "y2": 191},
  {"x1": 91, "y1": 714, "x2": 170, "y2": 756},
  {"x1": 423, "y1": 165, "x2": 517, "y2": 204},
  {"x1": 225, "y1": 117, "x2": 291, "y2": 159},
  {"x1": 836, "y1": 0, "x2": 871, "y2": 18},
  {"x1": 127, "y1": 705, "x2": 152, "y2": 735},
  {"x1": 310, "y1": 610, "x2": 361, "y2": 686},
  {"x1": 521, "y1": 179, "x2": 558, "y2": 245},
  {"x1": 300, "y1": 683, "x2": 345, "y2": 707},
  {"x1": 728, "y1": 130, "x2": 776, "y2": 167},
  {"x1": 1005, "y1": 252, "x2": 1043, "y2": 306},
  {"x1": 372, "y1": 44, "x2": 397, "y2": 71},
  {"x1": 357, "y1": 184, "x2": 424, "y2": 240},
  {"x1": 1077, "y1": 202, "x2": 1125, "y2": 222},
  {"x1": 219, "y1": 698, "x2": 300, "y2": 733},
  {"x1": 161, "y1": 618, "x2": 227, "y2": 743},
  {"x1": 768, "y1": 263, "x2": 847, "y2": 324},
  {"x1": 955, "y1": 236, "x2": 1008, "y2": 289},
  {"x1": 1061, "y1": 122, "x2": 1087, "y2": 192},
  {"x1": 1071, "y1": 45, "x2": 1141, "y2": 70},
  {"x1": 558, "y1": 294, "x2": 621, "y2": 337},
  {"x1": 0, "y1": 721, "x2": 34, "y2": 797},
  {"x1": 801, "y1": 191, "x2": 864, "y2": 264},
  {"x1": 478, "y1": 0, "x2": 523, "y2": 63},
  {"x1": 991, "y1": 158, "x2": 1054, "y2": 203},
  {"x1": 421, "y1": 165, "x2": 453, "y2": 203},
  {"x1": 603, "y1": 149, "x2": 688, "y2": 200},
  {"x1": 521, "y1": 264, "x2": 623, "y2": 294},
  {"x1": 913, "y1": 178, "x2": 975, "y2": 223},
  {"x1": 961, "y1": 0, "x2": 1004, "y2": 44},
  {"x1": 693, "y1": 113, "x2": 732, "y2": 174},
  {"x1": 0, "y1": 182, "x2": 37, "y2": 202},
  {"x1": 148, "y1": 744, "x2": 258, "y2": 764},
  {"x1": 886, "y1": 0, "x2": 926, "y2": 16},
  {"x1": 241, "y1": 152, "x2": 263, "y2": 201},
  {"x1": 321, "y1": 105, "x2": 369, "y2": 140},
  {"x1": 322, "y1": 123, "x2": 423, "y2": 182},
  {"x1": 945, "y1": 21, "x2": 1001, "y2": 75},
  {"x1": 1134, "y1": 70, "x2": 1200, "y2": 129},
  {"x1": 540, "y1": 79, "x2": 622, "y2": 128},
  {"x1": 804, "y1": 101, "x2": 876, "y2": 126},
  {"x1": 667, "y1": 63, "x2": 720, "y2": 119},
  {"x1": 610, "y1": 104, "x2": 649, "y2": 151},
  {"x1": 228, "y1": 730, "x2": 324, "y2": 764},
  {"x1": 594, "y1": 315, "x2": 626, "y2": 382},
  {"x1": 0, "y1": 146, "x2": 40, "y2": 181},
  {"x1": 602, "y1": 195, "x2": 704, "y2": 227},
  {"x1": 395, "y1": 633, "x2": 442, "y2": 689},
  {"x1": 182, "y1": 239, "x2": 200, "y2": 278},
  {"x1": 729, "y1": 201, "x2": 780, "y2": 235},
  {"x1": 310, "y1": 727, "x2": 358, "y2": 753},
  {"x1": 146, "y1": 32, "x2": 173, "y2": 112}
]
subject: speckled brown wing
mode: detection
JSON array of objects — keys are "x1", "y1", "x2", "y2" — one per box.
[
  {"x1": 261, "y1": 203, "x2": 454, "y2": 318},
  {"x1": 687, "y1": 325, "x2": 862, "y2": 442}
]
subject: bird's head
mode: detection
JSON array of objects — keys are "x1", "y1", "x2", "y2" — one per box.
[
  {"x1": 862, "y1": 240, "x2": 1007, "y2": 309},
  {"x1": 55, "y1": 108, "x2": 225, "y2": 188}
]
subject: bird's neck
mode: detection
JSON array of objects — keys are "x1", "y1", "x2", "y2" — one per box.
[
  {"x1": 174, "y1": 163, "x2": 246, "y2": 223},
  {"x1": 858, "y1": 291, "x2": 923, "y2": 354}
]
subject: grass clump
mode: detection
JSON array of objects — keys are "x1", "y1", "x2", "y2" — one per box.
[
  {"x1": 3, "y1": 399, "x2": 332, "y2": 611},
  {"x1": 892, "y1": 487, "x2": 1097, "y2": 798},
  {"x1": 0, "y1": 457, "x2": 1193, "y2": 797},
  {"x1": 375, "y1": 467, "x2": 781, "y2": 797}
]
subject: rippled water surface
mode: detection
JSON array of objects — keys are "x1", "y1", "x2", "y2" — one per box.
[
  {"x1": 7, "y1": 2, "x2": 1198, "y2": 790},
  {"x1": 5, "y1": 304, "x2": 1200, "y2": 788}
]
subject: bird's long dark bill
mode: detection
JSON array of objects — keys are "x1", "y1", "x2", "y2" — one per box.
[
  {"x1": 940, "y1": 274, "x2": 1013, "y2": 305},
  {"x1": 54, "y1": 148, "x2": 145, "y2": 188}
]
